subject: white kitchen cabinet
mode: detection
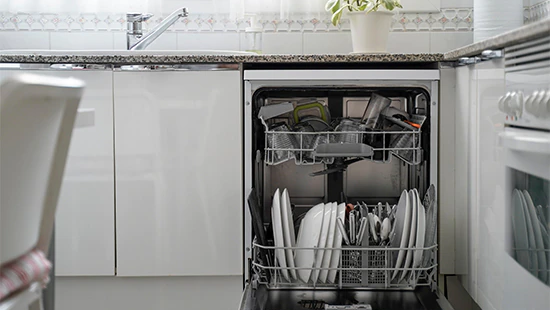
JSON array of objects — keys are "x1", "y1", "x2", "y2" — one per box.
[
  {"x1": 455, "y1": 62, "x2": 478, "y2": 290},
  {"x1": 53, "y1": 70, "x2": 116, "y2": 276},
  {"x1": 451, "y1": 59, "x2": 506, "y2": 309},
  {"x1": 114, "y1": 69, "x2": 243, "y2": 276},
  {"x1": 439, "y1": 63, "x2": 476, "y2": 278},
  {"x1": 0, "y1": 68, "x2": 116, "y2": 276},
  {"x1": 472, "y1": 59, "x2": 506, "y2": 310}
]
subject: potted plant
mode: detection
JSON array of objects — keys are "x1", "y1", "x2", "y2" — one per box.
[{"x1": 326, "y1": 0, "x2": 402, "y2": 53}]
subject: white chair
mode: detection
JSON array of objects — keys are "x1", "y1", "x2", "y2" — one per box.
[{"x1": 0, "y1": 74, "x2": 85, "y2": 309}]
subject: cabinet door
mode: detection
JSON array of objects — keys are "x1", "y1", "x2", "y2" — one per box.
[
  {"x1": 114, "y1": 70, "x2": 242, "y2": 276},
  {"x1": 53, "y1": 70, "x2": 116, "y2": 276},
  {"x1": 474, "y1": 59, "x2": 506, "y2": 310}
]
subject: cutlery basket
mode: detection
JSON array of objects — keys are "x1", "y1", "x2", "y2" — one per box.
[{"x1": 251, "y1": 242, "x2": 438, "y2": 290}]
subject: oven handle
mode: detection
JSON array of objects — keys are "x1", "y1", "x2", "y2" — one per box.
[{"x1": 499, "y1": 130, "x2": 550, "y2": 155}]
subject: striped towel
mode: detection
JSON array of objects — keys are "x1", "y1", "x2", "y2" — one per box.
[{"x1": 0, "y1": 249, "x2": 51, "y2": 301}]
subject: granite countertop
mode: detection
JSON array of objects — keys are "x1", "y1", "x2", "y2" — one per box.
[
  {"x1": 0, "y1": 53, "x2": 443, "y2": 64},
  {"x1": 445, "y1": 18, "x2": 550, "y2": 60}
]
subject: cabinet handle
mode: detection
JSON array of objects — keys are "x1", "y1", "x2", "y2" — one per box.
[{"x1": 499, "y1": 130, "x2": 550, "y2": 155}]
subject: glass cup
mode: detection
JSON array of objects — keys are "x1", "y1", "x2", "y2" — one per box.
[{"x1": 362, "y1": 93, "x2": 392, "y2": 129}]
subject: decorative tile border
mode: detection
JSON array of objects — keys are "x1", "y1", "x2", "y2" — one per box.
[
  {"x1": 525, "y1": 0, "x2": 550, "y2": 23},
  {"x1": 0, "y1": 9, "x2": 473, "y2": 33}
]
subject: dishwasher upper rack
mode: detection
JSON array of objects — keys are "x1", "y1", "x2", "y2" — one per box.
[
  {"x1": 251, "y1": 242, "x2": 438, "y2": 291},
  {"x1": 263, "y1": 125, "x2": 424, "y2": 166}
]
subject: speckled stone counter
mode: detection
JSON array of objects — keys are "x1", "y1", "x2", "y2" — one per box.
[
  {"x1": 0, "y1": 53, "x2": 444, "y2": 64},
  {"x1": 444, "y1": 18, "x2": 550, "y2": 60}
]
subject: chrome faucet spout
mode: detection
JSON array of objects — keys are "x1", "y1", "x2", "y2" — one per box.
[{"x1": 127, "y1": 7, "x2": 188, "y2": 51}]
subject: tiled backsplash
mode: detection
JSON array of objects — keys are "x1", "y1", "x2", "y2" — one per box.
[
  {"x1": 525, "y1": 0, "x2": 550, "y2": 22},
  {"x1": 0, "y1": 9, "x2": 473, "y2": 32}
]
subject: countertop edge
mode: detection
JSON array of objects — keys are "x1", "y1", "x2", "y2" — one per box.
[
  {"x1": 0, "y1": 53, "x2": 444, "y2": 64},
  {"x1": 444, "y1": 18, "x2": 550, "y2": 60}
]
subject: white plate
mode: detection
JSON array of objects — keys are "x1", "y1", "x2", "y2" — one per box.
[
  {"x1": 319, "y1": 202, "x2": 337, "y2": 283},
  {"x1": 413, "y1": 188, "x2": 426, "y2": 269},
  {"x1": 523, "y1": 190, "x2": 548, "y2": 282},
  {"x1": 391, "y1": 190, "x2": 411, "y2": 281},
  {"x1": 311, "y1": 202, "x2": 333, "y2": 283},
  {"x1": 400, "y1": 189, "x2": 418, "y2": 282},
  {"x1": 519, "y1": 190, "x2": 538, "y2": 277},
  {"x1": 295, "y1": 203, "x2": 325, "y2": 283},
  {"x1": 281, "y1": 188, "x2": 297, "y2": 280},
  {"x1": 512, "y1": 189, "x2": 531, "y2": 271},
  {"x1": 327, "y1": 203, "x2": 346, "y2": 284},
  {"x1": 271, "y1": 189, "x2": 289, "y2": 281},
  {"x1": 537, "y1": 205, "x2": 550, "y2": 283}
]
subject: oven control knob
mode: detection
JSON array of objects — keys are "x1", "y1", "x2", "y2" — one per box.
[
  {"x1": 509, "y1": 91, "x2": 523, "y2": 117},
  {"x1": 541, "y1": 90, "x2": 550, "y2": 118},
  {"x1": 530, "y1": 90, "x2": 548, "y2": 117},
  {"x1": 524, "y1": 91, "x2": 536, "y2": 115},
  {"x1": 498, "y1": 92, "x2": 512, "y2": 114}
]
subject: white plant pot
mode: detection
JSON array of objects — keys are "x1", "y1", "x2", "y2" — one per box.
[{"x1": 348, "y1": 11, "x2": 394, "y2": 54}]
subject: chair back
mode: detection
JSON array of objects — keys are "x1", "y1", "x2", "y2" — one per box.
[{"x1": 1, "y1": 74, "x2": 84, "y2": 264}]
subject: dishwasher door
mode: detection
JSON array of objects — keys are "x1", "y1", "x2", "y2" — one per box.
[{"x1": 239, "y1": 284, "x2": 454, "y2": 310}]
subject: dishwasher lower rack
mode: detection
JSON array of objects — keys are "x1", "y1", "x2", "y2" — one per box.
[{"x1": 251, "y1": 242, "x2": 438, "y2": 290}]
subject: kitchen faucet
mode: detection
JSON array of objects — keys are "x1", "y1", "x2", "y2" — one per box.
[{"x1": 126, "y1": 7, "x2": 188, "y2": 50}]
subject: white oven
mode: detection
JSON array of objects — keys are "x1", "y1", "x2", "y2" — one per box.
[{"x1": 498, "y1": 36, "x2": 550, "y2": 309}]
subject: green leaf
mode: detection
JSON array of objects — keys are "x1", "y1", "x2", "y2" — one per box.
[
  {"x1": 325, "y1": 0, "x2": 340, "y2": 12},
  {"x1": 331, "y1": 4, "x2": 350, "y2": 25},
  {"x1": 331, "y1": 10, "x2": 343, "y2": 26}
]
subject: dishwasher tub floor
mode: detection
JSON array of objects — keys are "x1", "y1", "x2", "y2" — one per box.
[{"x1": 240, "y1": 285, "x2": 453, "y2": 310}]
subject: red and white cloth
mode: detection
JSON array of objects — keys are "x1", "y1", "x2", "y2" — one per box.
[{"x1": 0, "y1": 249, "x2": 51, "y2": 301}]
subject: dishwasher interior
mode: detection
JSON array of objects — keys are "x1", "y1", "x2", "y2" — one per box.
[{"x1": 243, "y1": 75, "x2": 443, "y2": 310}]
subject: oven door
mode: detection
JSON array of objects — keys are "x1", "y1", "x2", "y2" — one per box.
[{"x1": 500, "y1": 127, "x2": 550, "y2": 309}]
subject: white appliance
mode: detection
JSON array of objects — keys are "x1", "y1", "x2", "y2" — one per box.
[
  {"x1": 240, "y1": 69, "x2": 454, "y2": 309},
  {"x1": 498, "y1": 36, "x2": 550, "y2": 309}
]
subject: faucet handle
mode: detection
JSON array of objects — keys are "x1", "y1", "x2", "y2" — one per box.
[{"x1": 127, "y1": 13, "x2": 154, "y2": 23}]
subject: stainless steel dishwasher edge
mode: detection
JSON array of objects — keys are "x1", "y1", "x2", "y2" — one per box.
[{"x1": 241, "y1": 69, "x2": 451, "y2": 310}]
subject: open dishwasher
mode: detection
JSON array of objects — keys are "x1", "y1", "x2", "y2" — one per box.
[{"x1": 241, "y1": 68, "x2": 452, "y2": 310}]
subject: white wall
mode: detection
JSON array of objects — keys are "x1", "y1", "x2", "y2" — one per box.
[
  {"x1": 1, "y1": 0, "x2": 547, "y2": 54},
  {"x1": 0, "y1": 29, "x2": 475, "y2": 54},
  {"x1": 0, "y1": 0, "x2": 481, "y2": 54}
]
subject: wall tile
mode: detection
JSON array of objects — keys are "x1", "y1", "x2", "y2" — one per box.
[
  {"x1": 441, "y1": 0, "x2": 474, "y2": 8},
  {"x1": 114, "y1": 32, "x2": 177, "y2": 50},
  {"x1": 430, "y1": 31, "x2": 473, "y2": 53},
  {"x1": 260, "y1": 32, "x2": 303, "y2": 54},
  {"x1": 303, "y1": 32, "x2": 352, "y2": 54},
  {"x1": 50, "y1": 32, "x2": 114, "y2": 50},
  {"x1": 0, "y1": 31, "x2": 50, "y2": 50},
  {"x1": 387, "y1": 32, "x2": 431, "y2": 53},
  {"x1": 176, "y1": 33, "x2": 240, "y2": 51}
]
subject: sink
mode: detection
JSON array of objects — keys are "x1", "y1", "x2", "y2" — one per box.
[{"x1": 0, "y1": 50, "x2": 256, "y2": 56}]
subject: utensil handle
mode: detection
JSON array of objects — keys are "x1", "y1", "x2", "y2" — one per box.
[
  {"x1": 350, "y1": 213, "x2": 356, "y2": 245},
  {"x1": 356, "y1": 217, "x2": 368, "y2": 245},
  {"x1": 337, "y1": 218, "x2": 350, "y2": 246}
]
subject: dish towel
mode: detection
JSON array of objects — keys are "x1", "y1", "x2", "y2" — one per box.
[{"x1": 0, "y1": 249, "x2": 51, "y2": 301}]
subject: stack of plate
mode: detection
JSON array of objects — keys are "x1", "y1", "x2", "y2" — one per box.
[
  {"x1": 389, "y1": 189, "x2": 427, "y2": 282},
  {"x1": 271, "y1": 188, "x2": 345, "y2": 284},
  {"x1": 512, "y1": 189, "x2": 549, "y2": 284}
]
